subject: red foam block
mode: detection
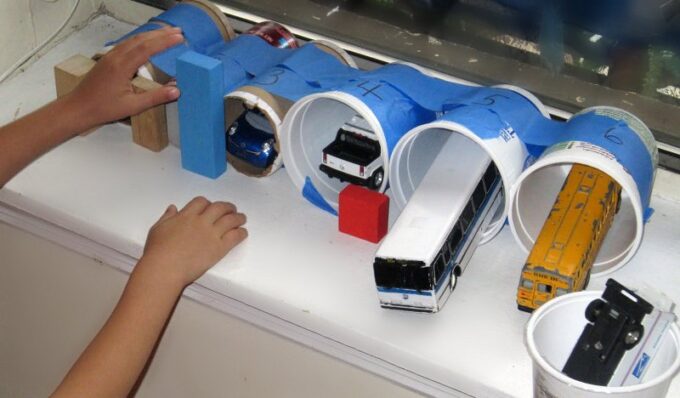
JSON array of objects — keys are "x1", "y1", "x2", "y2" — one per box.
[{"x1": 338, "y1": 185, "x2": 389, "y2": 243}]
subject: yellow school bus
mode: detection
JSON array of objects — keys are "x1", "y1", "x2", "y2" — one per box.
[{"x1": 517, "y1": 163, "x2": 621, "y2": 312}]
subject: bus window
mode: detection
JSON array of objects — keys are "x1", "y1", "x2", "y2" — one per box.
[
  {"x1": 472, "y1": 182, "x2": 485, "y2": 212},
  {"x1": 521, "y1": 279, "x2": 534, "y2": 290},
  {"x1": 441, "y1": 245, "x2": 451, "y2": 265},
  {"x1": 556, "y1": 288, "x2": 568, "y2": 297},
  {"x1": 447, "y1": 225, "x2": 462, "y2": 254},
  {"x1": 433, "y1": 254, "x2": 446, "y2": 282},
  {"x1": 460, "y1": 202, "x2": 474, "y2": 232},
  {"x1": 537, "y1": 284, "x2": 552, "y2": 294},
  {"x1": 483, "y1": 164, "x2": 498, "y2": 191}
]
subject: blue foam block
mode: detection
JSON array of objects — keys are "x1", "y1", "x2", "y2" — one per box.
[{"x1": 177, "y1": 51, "x2": 226, "y2": 179}]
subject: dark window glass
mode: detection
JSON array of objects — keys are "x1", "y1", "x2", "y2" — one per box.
[
  {"x1": 448, "y1": 224, "x2": 463, "y2": 254},
  {"x1": 374, "y1": 259, "x2": 432, "y2": 291},
  {"x1": 460, "y1": 201, "x2": 475, "y2": 232},
  {"x1": 472, "y1": 181, "x2": 486, "y2": 211},
  {"x1": 483, "y1": 164, "x2": 498, "y2": 192},
  {"x1": 433, "y1": 254, "x2": 446, "y2": 281}
]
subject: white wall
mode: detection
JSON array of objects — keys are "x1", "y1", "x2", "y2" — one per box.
[
  {"x1": 0, "y1": 0, "x2": 101, "y2": 76},
  {"x1": 0, "y1": 0, "x2": 160, "y2": 79},
  {"x1": 102, "y1": 0, "x2": 162, "y2": 25},
  {"x1": 0, "y1": 221, "x2": 419, "y2": 397}
]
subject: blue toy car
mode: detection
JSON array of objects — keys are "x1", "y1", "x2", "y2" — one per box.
[{"x1": 227, "y1": 110, "x2": 277, "y2": 169}]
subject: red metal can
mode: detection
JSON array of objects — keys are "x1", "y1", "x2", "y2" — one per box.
[{"x1": 246, "y1": 21, "x2": 299, "y2": 49}]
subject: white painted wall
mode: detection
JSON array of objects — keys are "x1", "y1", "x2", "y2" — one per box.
[
  {"x1": 0, "y1": 0, "x2": 101, "y2": 75},
  {"x1": 0, "y1": 0, "x2": 158, "y2": 80},
  {"x1": 102, "y1": 0, "x2": 162, "y2": 25},
  {"x1": 0, "y1": 221, "x2": 419, "y2": 397}
]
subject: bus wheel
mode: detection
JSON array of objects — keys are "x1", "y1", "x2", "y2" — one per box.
[
  {"x1": 451, "y1": 266, "x2": 461, "y2": 290},
  {"x1": 369, "y1": 168, "x2": 384, "y2": 190},
  {"x1": 585, "y1": 299, "x2": 605, "y2": 322}
]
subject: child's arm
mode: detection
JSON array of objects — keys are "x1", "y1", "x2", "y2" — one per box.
[
  {"x1": 51, "y1": 197, "x2": 248, "y2": 398},
  {"x1": 0, "y1": 27, "x2": 184, "y2": 188}
]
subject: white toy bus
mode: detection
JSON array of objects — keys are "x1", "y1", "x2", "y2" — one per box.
[
  {"x1": 373, "y1": 138, "x2": 503, "y2": 312},
  {"x1": 319, "y1": 115, "x2": 384, "y2": 190}
]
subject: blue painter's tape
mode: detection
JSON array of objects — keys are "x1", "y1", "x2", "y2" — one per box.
[
  {"x1": 565, "y1": 112, "x2": 655, "y2": 212},
  {"x1": 205, "y1": 35, "x2": 292, "y2": 92},
  {"x1": 108, "y1": 3, "x2": 227, "y2": 78},
  {"x1": 354, "y1": 64, "x2": 484, "y2": 113},
  {"x1": 177, "y1": 51, "x2": 226, "y2": 179},
  {"x1": 150, "y1": 3, "x2": 224, "y2": 54},
  {"x1": 356, "y1": 66, "x2": 551, "y2": 129},
  {"x1": 328, "y1": 66, "x2": 545, "y2": 159},
  {"x1": 105, "y1": 22, "x2": 164, "y2": 47},
  {"x1": 149, "y1": 34, "x2": 294, "y2": 94},
  {"x1": 276, "y1": 44, "x2": 360, "y2": 87},
  {"x1": 515, "y1": 117, "x2": 564, "y2": 157},
  {"x1": 303, "y1": 177, "x2": 338, "y2": 215},
  {"x1": 248, "y1": 44, "x2": 360, "y2": 101},
  {"x1": 517, "y1": 110, "x2": 656, "y2": 217},
  {"x1": 439, "y1": 105, "x2": 511, "y2": 139},
  {"x1": 338, "y1": 71, "x2": 437, "y2": 154},
  {"x1": 438, "y1": 88, "x2": 548, "y2": 141}
]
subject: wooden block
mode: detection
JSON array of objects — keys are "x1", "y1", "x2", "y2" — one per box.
[
  {"x1": 54, "y1": 54, "x2": 96, "y2": 98},
  {"x1": 54, "y1": 53, "x2": 170, "y2": 148},
  {"x1": 177, "y1": 51, "x2": 226, "y2": 179},
  {"x1": 54, "y1": 55, "x2": 98, "y2": 136},
  {"x1": 131, "y1": 77, "x2": 169, "y2": 152},
  {"x1": 339, "y1": 185, "x2": 389, "y2": 243}
]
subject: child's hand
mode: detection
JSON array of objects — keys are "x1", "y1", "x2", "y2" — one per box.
[
  {"x1": 139, "y1": 197, "x2": 248, "y2": 288},
  {"x1": 68, "y1": 27, "x2": 184, "y2": 131}
]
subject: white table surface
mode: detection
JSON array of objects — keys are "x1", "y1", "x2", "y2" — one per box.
[{"x1": 1, "y1": 15, "x2": 679, "y2": 397}]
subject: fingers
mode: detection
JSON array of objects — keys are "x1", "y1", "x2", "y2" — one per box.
[
  {"x1": 110, "y1": 27, "x2": 184, "y2": 75},
  {"x1": 222, "y1": 228, "x2": 248, "y2": 249},
  {"x1": 181, "y1": 196, "x2": 211, "y2": 215},
  {"x1": 202, "y1": 201, "x2": 237, "y2": 223},
  {"x1": 153, "y1": 204, "x2": 178, "y2": 227},
  {"x1": 161, "y1": 204, "x2": 179, "y2": 220},
  {"x1": 215, "y1": 211, "x2": 247, "y2": 233},
  {"x1": 128, "y1": 85, "x2": 180, "y2": 115},
  {"x1": 180, "y1": 198, "x2": 248, "y2": 247},
  {"x1": 123, "y1": 27, "x2": 185, "y2": 70},
  {"x1": 113, "y1": 26, "x2": 182, "y2": 56}
]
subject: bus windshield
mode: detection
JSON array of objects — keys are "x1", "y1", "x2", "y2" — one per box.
[{"x1": 373, "y1": 259, "x2": 432, "y2": 291}]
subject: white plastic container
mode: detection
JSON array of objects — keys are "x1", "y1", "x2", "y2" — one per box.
[
  {"x1": 390, "y1": 85, "x2": 549, "y2": 243},
  {"x1": 281, "y1": 91, "x2": 390, "y2": 211},
  {"x1": 526, "y1": 291, "x2": 680, "y2": 398},
  {"x1": 509, "y1": 107, "x2": 658, "y2": 274}
]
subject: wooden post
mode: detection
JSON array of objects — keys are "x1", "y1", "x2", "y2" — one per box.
[{"x1": 131, "y1": 77, "x2": 169, "y2": 152}]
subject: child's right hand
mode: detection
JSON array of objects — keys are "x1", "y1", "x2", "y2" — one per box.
[
  {"x1": 139, "y1": 197, "x2": 248, "y2": 288},
  {"x1": 66, "y1": 27, "x2": 184, "y2": 134}
]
